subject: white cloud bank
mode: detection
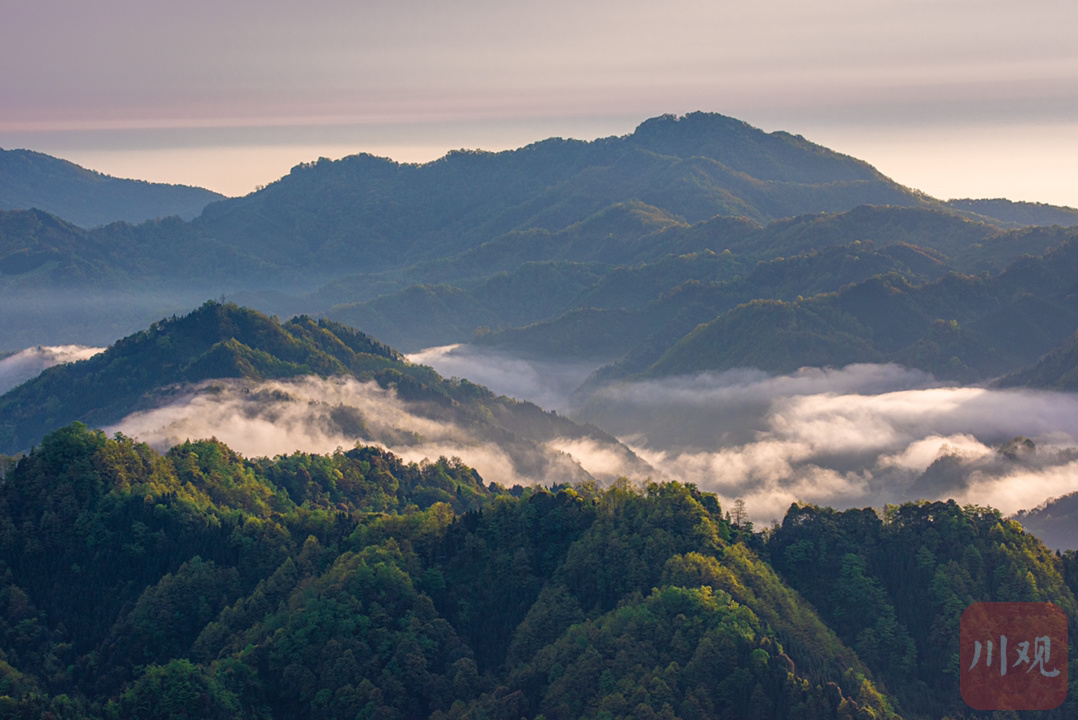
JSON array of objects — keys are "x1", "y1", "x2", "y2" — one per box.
[
  {"x1": 99, "y1": 342, "x2": 1078, "y2": 528},
  {"x1": 106, "y1": 376, "x2": 606, "y2": 488},
  {"x1": 574, "y1": 365, "x2": 1078, "y2": 523}
]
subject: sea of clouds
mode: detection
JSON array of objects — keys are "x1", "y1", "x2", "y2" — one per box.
[
  {"x1": 410, "y1": 345, "x2": 1078, "y2": 525},
  {"x1": 6, "y1": 339, "x2": 1070, "y2": 528}
]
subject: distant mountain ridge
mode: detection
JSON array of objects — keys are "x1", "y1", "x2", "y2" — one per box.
[
  {"x1": 0, "y1": 147, "x2": 225, "y2": 227},
  {"x1": 946, "y1": 198, "x2": 1078, "y2": 228}
]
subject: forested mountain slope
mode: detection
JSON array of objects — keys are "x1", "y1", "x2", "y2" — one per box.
[
  {"x1": 192, "y1": 112, "x2": 925, "y2": 274},
  {"x1": 0, "y1": 423, "x2": 1075, "y2": 719},
  {"x1": 625, "y1": 234, "x2": 1078, "y2": 382},
  {"x1": 2, "y1": 112, "x2": 1073, "y2": 357}
]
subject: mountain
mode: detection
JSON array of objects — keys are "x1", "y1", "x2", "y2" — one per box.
[
  {"x1": 324, "y1": 204, "x2": 1064, "y2": 353},
  {"x1": 192, "y1": 112, "x2": 929, "y2": 276},
  {"x1": 469, "y1": 221, "x2": 1078, "y2": 384},
  {"x1": 561, "y1": 232, "x2": 1078, "y2": 383},
  {"x1": 0, "y1": 147, "x2": 225, "y2": 227},
  {"x1": 5, "y1": 111, "x2": 1078, "y2": 372},
  {"x1": 0, "y1": 302, "x2": 647, "y2": 483}
]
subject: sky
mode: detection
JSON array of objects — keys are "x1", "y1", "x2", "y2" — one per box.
[{"x1": 2, "y1": 0, "x2": 1076, "y2": 205}]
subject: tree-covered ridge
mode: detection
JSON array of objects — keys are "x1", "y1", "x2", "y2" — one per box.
[
  {"x1": 0, "y1": 301, "x2": 399, "y2": 453},
  {"x1": 996, "y1": 331, "x2": 1078, "y2": 391},
  {"x1": 327, "y1": 204, "x2": 1032, "y2": 352},
  {"x1": 767, "y1": 501, "x2": 1078, "y2": 718},
  {"x1": 945, "y1": 198, "x2": 1078, "y2": 229},
  {"x1": 2, "y1": 423, "x2": 1077, "y2": 718},
  {"x1": 195, "y1": 113, "x2": 923, "y2": 275},
  {"x1": 639, "y1": 235, "x2": 1078, "y2": 382},
  {"x1": 0, "y1": 302, "x2": 639, "y2": 490}
]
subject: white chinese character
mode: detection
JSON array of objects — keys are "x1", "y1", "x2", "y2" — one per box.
[
  {"x1": 1013, "y1": 640, "x2": 1031, "y2": 670},
  {"x1": 969, "y1": 636, "x2": 1009, "y2": 675},
  {"x1": 1030, "y1": 636, "x2": 1060, "y2": 678}
]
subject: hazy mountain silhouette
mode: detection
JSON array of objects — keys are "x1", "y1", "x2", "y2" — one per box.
[{"x1": 0, "y1": 147, "x2": 224, "y2": 227}]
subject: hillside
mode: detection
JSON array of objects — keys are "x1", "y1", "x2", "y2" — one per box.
[
  {"x1": 328, "y1": 205, "x2": 1061, "y2": 352},
  {"x1": 192, "y1": 112, "x2": 928, "y2": 275},
  {"x1": 0, "y1": 422, "x2": 1076, "y2": 718},
  {"x1": 0, "y1": 302, "x2": 645, "y2": 483},
  {"x1": 594, "y1": 234, "x2": 1078, "y2": 382},
  {"x1": 996, "y1": 331, "x2": 1078, "y2": 391},
  {"x1": 0, "y1": 148, "x2": 224, "y2": 227}
]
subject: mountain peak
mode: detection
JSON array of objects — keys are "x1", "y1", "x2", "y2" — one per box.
[{"x1": 627, "y1": 112, "x2": 884, "y2": 185}]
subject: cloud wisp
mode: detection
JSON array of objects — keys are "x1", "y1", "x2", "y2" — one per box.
[
  {"x1": 0, "y1": 345, "x2": 105, "y2": 395},
  {"x1": 406, "y1": 344, "x2": 604, "y2": 414}
]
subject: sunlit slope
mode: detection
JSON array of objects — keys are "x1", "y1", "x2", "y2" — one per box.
[{"x1": 3, "y1": 422, "x2": 1077, "y2": 717}]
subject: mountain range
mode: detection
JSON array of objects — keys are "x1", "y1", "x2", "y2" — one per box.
[
  {"x1": 4, "y1": 112, "x2": 1078, "y2": 363},
  {"x1": 0, "y1": 302, "x2": 647, "y2": 487}
]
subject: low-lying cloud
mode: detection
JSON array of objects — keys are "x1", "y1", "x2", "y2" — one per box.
[
  {"x1": 107, "y1": 376, "x2": 605, "y2": 488},
  {"x1": 100, "y1": 340, "x2": 1078, "y2": 530},
  {"x1": 573, "y1": 364, "x2": 1078, "y2": 524},
  {"x1": 0, "y1": 345, "x2": 105, "y2": 394}
]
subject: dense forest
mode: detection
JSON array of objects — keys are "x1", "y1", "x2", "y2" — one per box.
[{"x1": 0, "y1": 422, "x2": 1075, "y2": 719}]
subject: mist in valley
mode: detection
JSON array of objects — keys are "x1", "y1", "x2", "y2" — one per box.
[
  {"x1": 6, "y1": 327, "x2": 1077, "y2": 528},
  {"x1": 105, "y1": 375, "x2": 633, "y2": 489},
  {"x1": 414, "y1": 344, "x2": 1078, "y2": 524}
]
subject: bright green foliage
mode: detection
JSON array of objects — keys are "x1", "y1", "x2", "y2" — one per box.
[
  {"x1": 2, "y1": 423, "x2": 1076, "y2": 718},
  {"x1": 107, "y1": 659, "x2": 239, "y2": 720}
]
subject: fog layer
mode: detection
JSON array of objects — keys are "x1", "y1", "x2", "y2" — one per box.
[{"x1": 412, "y1": 344, "x2": 1078, "y2": 523}]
